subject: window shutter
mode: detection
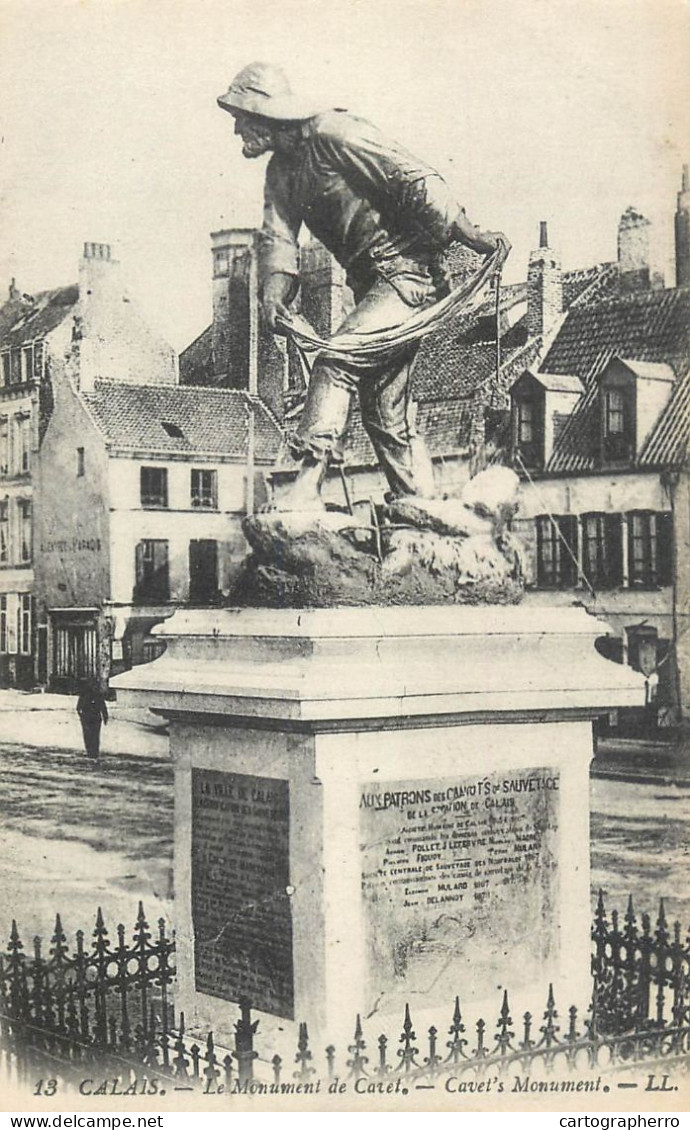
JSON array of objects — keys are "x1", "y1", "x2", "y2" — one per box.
[
  {"x1": 153, "y1": 541, "x2": 170, "y2": 601},
  {"x1": 134, "y1": 541, "x2": 145, "y2": 601},
  {"x1": 656, "y1": 512, "x2": 673, "y2": 587},
  {"x1": 582, "y1": 513, "x2": 596, "y2": 587},
  {"x1": 562, "y1": 515, "x2": 579, "y2": 586},
  {"x1": 605, "y1": 514, "x2": 623, "y2": 587},
  {"x1": 536, "y1": 516, "x2": 545, "y2": 586}
]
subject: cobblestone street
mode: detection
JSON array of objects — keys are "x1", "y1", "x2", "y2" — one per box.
[
  {"x1": 0, "y1": 693, "x2": 688, "y2": 948},
  {"x1": 0, "y1": 739, "x2": 173, "y2": 943}
]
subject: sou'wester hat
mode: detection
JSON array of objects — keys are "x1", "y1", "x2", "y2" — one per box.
[{"x1": 217, "y1": 62, "x2": 321, "y2": 121}]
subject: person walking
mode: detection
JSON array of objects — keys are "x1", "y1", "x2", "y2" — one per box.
[{"x1": 76, "y1": 680, "x2": 109, "y2": 760}]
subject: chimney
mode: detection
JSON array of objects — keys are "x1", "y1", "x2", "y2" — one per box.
[
  {"x1": 526, "y1": 221, "x2": 562, "y2": 338},
  {"x1": 211, "y1": 229, "x2": 257, "y2": 391},
  {"x1": 211, "y1": 229, "x2": 288, "y2": 415},
  {"x1": 77, "y1": 241, "x2": 122, "y2": 391},
  {"x1": 79, "y1": 241, "x2": 120, "y2": 304},
  {"x1": 8, "y1": 278, "x2": 21, "y2": 302},
  {"x1": 299, "y1": 241, "x2": 352, "y2": 337},
  {"x1": 675, "y1": 164, "x2": 690, "y2": 287},
  {"x1": 617, "y1": 207, "x2": 657, "y2": 292}
]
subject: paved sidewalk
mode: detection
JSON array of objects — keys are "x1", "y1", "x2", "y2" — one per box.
[
  {"x1": 0, "y1": 688, "x2": 168, "y2": 760},
  {"x1": 2, "y1": 687, "x2": 690, "y2": 782}
]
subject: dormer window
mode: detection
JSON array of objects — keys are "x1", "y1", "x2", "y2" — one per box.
[
  {"x1": 602, "y1": 386, "x2": 634, "y2": 464},
  {"x1": 597, "y1": 357, "x2": 674, "y2": 468},
  {"x1": 512, "y1": 395, "x2": 543, "y2": 468},
  {"x1": 511, "y1": 369, "x2": 583, "y2": 473}
]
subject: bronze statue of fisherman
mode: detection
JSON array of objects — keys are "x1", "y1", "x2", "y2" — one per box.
[{"x1": 218, "y1": 62, "x2": 510, "y2": 511}]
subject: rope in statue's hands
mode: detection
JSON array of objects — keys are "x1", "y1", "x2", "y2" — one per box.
[{"x1": 275, "y1": 243, "x2": 508, "y2": 364}]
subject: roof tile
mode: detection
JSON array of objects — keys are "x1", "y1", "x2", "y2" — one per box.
[
  {"x1": 81, "y1": 380, "x2": 283, "y2": 461},
  {"x1": 0, "y1": 287, "x2": 78, "y2": 348},
  {"x1": 544, "y1": 288, "x2": 690, "y2": 472}
]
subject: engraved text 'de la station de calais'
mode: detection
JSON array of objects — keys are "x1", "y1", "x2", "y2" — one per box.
[{"x1": 360, "y1": 768, "x2": 560, "y2": 996}]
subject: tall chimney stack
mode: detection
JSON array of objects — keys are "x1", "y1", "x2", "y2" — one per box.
[
  {"x1": 211, "y1": 229, "x2": 256, "y2": 390},
  {"x1": 210, "y1": 229, "x2": 288, "y2": 415},
  {"x1": 299, "y1": 241, "x2": 352, "y2": 337},
  {"x1": 527, "y1": 221, "x2": 562, "y2": 338},
  {"x1": 675, "y1": 164, "x2": 690, "y2": 287},
  {"x1": 618, "y1": 206, "x2": 657, "y2": 292}
]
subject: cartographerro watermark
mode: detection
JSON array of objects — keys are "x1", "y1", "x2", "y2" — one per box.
[{"x1": 559, "y1": 1121, "x2": 680, "y2": 1129}]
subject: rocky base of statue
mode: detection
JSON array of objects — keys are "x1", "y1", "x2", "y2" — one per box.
[{"x1": 230, "y1": 466, "x2": 525, "y2": 608}]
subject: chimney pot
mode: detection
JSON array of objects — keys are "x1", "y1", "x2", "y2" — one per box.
[
  {"x1": 83, "y1": 242, "x2": 112, "y2": 261},
  {"x1": 527, "y1": 227, "x2": 562, "y2": 338}
]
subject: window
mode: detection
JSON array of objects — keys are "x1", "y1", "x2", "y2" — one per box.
[
  {"x1": 602, "y1": 387, "x2": 634, "y2": 463},
  {"x1": 14, "y1": 414, "x2": 31, "y2": 474},
  {"x1": 1, "y1": 354, "x2": 9, "y2": 387},
  {"x1": 191, "y1": 468, "x2": 218, "y2": 509},
  {"x1": 605, "y1": 388, "x2": 625, "y2": 434},
  {"x1": 140, "y1": 466, "x2": 168, "y2": 508},
  {"x1": 535, "y1": 515, "x2": 578, "y2": 588},
  {"x1": 0, "y1": 418, "x2": 8, "y2": 475},
  {"x1": 19, "y1": 500, "x2": 31, "y2": 563},
  {"x1": 0, "y1": 596, "x2": 6, "y2": 652},
  {"x1": 161, "y1": 421, "x2": 185, "y2": 439},
  {"x1": 0, "y1": 501, "x2": 9, "y2": 564},
  {"x1": 21, "y1": 347, "x2": 33, "y2": 383},
  {"x1": 18, "y1": 594, "x2": 32, "y2": 656},
  {"x1": 77, "y1": 447, "x2": 85, "y2": 477},
  {"x1": 514, "y1": 396, "x2": 543, "y2": 468},
  {"x1": 32, "y1": 342, "x2": 44, "y2": 380},
  {"x1": 582, "y1": 512, "x2": 623, "y2": 589},
  {"x1": 628, "y1": 511, "x2": 672, "y2": 589},
  {"x1": 9, "y1": 348, "x2": 21, "y2": 385},
  {"x1": 134, "y1": 539, "x2": 170, "y2": 603}
]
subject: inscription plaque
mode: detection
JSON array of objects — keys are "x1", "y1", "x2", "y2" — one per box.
[
  {"x1": 192, "y1": 769, "x2": 293, "y2": 1017},
  {"x1": 360, "y1": 767, "x2": 560, "y2": 1000}
]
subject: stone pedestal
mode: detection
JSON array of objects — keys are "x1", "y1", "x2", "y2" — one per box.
[{"x1": 113, "y1": 605, "x2": 643, "y2": 1043}]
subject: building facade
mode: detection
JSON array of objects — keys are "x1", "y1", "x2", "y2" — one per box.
[
  {"x1": 509, "y1": 177, "x2": 690, "y2": 727},
  {"x1": 0, "y1": 240, "x2": 285, "y2": 690},
  {"x1": 0, "y1": 280, "x2": 78, "y2": 685},
  {"x1": 35, "y1": 373, "x2": 281, "y2": 690}
]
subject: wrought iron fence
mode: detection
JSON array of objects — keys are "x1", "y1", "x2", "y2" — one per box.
[
  {"x1": 1, "y1": 893, "x2": 689, "y2": 1096},
  {"x1": 0, "y1": 902, "x2": 174, "y2": 1073},
  {"x1": 592, "y1": 891, "x2": 690, "y2": 1035}
]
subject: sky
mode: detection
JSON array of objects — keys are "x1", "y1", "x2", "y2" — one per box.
[{"x1": 0, "y1": 0, "x2": 688, "y2": 353}]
